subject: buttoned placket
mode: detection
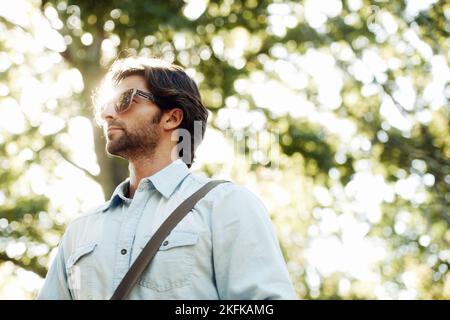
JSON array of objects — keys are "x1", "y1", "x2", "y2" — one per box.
[{"x1": 112, "y1": 180, "x2": 152, "y2": 288}]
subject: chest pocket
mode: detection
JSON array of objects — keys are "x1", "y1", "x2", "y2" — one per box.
[
  {"x1": 66, "y1": 242, "x2": 97, "y2": 300},
  {"x1": 137, "y1": 230, "x2": 199, "y2": 292}
]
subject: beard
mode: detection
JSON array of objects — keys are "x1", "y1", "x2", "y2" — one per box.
[{"x1": 105, "y1": 111, "x2": 162, "y2": 159}]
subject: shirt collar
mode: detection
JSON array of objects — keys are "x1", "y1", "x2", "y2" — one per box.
[
  {"x1": 102, "y1": 159, "x2": 190, "y2": 212},
  {"x1": 146, "y1": 159, "x2": 191, "y2": 199},
  {"x1": 105, "y1": 178, "x2": 132, "y2": 211}
]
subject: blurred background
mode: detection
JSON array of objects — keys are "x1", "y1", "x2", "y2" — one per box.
[{"x1": 0, "y1": 0, "x2": 449, "y2": 299}]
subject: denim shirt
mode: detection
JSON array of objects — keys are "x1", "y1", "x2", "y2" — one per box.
[{"x1": 37, "y1": 159, "x2": 297, "y2": 300}]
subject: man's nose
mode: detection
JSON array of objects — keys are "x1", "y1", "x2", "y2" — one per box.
[{"x1": 100, "y1": 102, "x2": 117, "y2": 120}]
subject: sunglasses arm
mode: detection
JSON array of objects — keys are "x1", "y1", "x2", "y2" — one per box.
[{"x1": 135, "y1": 90, "x2": 155, "y2": 102}]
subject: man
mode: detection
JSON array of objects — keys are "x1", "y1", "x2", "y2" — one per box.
[{"x1": 38, "y1": 56, "x2": 296, "y2": 300}]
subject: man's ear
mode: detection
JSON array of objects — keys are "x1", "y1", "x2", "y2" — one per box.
[{"x1": 162, "y1": 107, "x2": 183, "y2": 130}]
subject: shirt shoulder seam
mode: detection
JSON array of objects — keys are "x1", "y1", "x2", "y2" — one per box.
[{"x1": 69, "y1": 201, "x2": 110, "y2": 224}]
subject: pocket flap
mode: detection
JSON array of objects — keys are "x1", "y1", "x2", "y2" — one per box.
[
  {"x1": 140, "y1": 231, "x2": 199, "y2": 251},
  {"x1": 66, "y1": 243, "x2": 97, "y2": 268}
]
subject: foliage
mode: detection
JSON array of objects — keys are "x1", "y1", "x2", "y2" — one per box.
[{"x1": 0, "y1": 0, "x2": 449, "y2": 299}]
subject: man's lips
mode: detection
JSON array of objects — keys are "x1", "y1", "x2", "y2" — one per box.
[
  {"x1": 107, "y1": 127, "x2": 123, "y2": 133},
  {"x1": 106, "y1": 127, "x2": 124, "y2": 138}
]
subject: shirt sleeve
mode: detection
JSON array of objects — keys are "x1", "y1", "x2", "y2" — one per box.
[
  {"x1": 211, "y1": 184, "x2": 297, "y2": 300},
  {"x1": 36, "y1": 233, "x2": 72, "y2": 300}
]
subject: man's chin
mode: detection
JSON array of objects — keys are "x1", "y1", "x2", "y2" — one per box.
[{"x1": 105, "y1": 140, "x2": 127, "y2": 157}]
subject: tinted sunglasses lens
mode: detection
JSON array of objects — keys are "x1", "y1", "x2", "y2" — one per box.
[{"x1": 115, "y1": 89, "x2": 134, "y2": 113}]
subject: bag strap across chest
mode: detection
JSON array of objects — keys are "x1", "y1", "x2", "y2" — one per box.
[{"x1": 110, "y1": 179, "x2": 228, "y2": 300}]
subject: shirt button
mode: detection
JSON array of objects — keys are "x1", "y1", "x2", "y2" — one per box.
[
  {"x1": 121, "y1": 249, "x2": 127, "y2": 255},
  {"x1": 162, "y1": 241, "x2": 169, "y2": 246}
]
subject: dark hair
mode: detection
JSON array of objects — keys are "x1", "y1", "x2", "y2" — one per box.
[{"x1": 97, "y1": 57, "x2": 208, "y2": 168}]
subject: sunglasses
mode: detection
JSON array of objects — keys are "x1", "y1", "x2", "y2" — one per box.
[{"x1": 107, "y1": 88, "x2": 156, "y2": 114}]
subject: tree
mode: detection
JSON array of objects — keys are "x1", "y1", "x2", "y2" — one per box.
[{"x1": 0, "y1": 0, "x2": 448, "y2": 299}]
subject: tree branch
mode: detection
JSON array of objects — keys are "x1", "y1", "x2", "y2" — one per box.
[
  {"x1": 59, "y1": 48, "x2": 76, "y2": 67},
  {"x1": 55, "y1": 148, "x2": 101, "y2": 183},
  {"x1": 379, "y1": 82, "x2": 412, "y2": 118},
  {"x1": 0, "y1": 252, "x2": 47, "y2": 278}
]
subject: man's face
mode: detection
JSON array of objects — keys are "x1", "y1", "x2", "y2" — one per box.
[{"x1": 100, "y1": 75, "x2": 162, "y2": 159}]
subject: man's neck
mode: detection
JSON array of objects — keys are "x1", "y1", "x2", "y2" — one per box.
[{"x1": 127, "y1": 148, "x2": 174, "y2": 198}]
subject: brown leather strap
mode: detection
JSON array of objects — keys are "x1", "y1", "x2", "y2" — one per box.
[{"x1": 110, "y1": 180, "x2": 228, "y2": 300}]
